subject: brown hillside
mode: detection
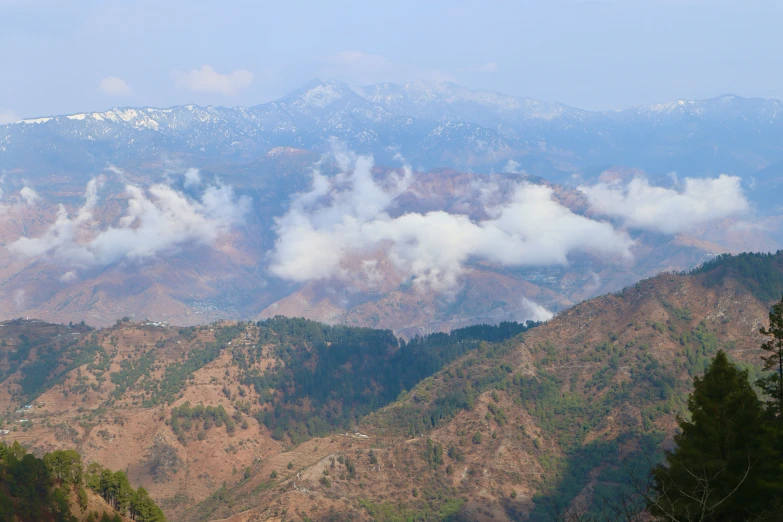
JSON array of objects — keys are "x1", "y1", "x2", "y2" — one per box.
[
  {"x1": 194, "y1": 263, "x2": 776, "y2": 521},
  {"x1": 1, "y1": 253, "x2": 779, "y2": 521},
  {"x1": 0, "y1": 320, "x2": 287, "y2": 521}
]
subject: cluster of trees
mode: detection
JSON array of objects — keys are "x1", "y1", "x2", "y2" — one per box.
[
  {"x1": 8, "y1": 327, "x2": 99, "y2": 402},
  {"x1": 242, "y1": 317, "x2": 535, "y2": 443},
  {"x1": 85, "y1": 463, "x2": 165, "y2": 522},
  {"x1": 0, "y1": 442, "x2": 69, "y2": 521},
  {"x1": 693, "y1": 250, "x2": 783, "y2": 302},
  {"x1": 170, "y1": 401, "x2": 235, "y2": 443},
  {"x1": 110, "y1": 351, "x2": 156, "y2": 399},
  {"x1": 141, "y1": 325, "x2": 244, "y2": 407},
  {"x1": 0, "y1": 441, "x2": 164, "y2": 521}
]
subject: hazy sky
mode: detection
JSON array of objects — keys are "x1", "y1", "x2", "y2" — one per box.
[{"x1": 1, "y1": 0, "x2": 782, "y2": 120}]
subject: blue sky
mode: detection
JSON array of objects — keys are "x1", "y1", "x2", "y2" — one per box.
[{"x1": 1, "y1": 0, "x2": 782, "y2": 120}]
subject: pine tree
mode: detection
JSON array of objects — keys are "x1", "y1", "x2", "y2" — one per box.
[
  {"x1": 758, "y1": 295, "x2": 783, "y2": 417},
  {"x1": 649, "y1": 351, "x2": 774, "y2": 521}
]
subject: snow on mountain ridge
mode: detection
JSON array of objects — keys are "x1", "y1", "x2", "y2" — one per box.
[
  {"x1": 626, "y1": 94, "x2": 783, "y2": 121},
  {"x1": 352, "y1": 80, "x2": 577, "y2": 121},
  {"x1": 8, "y1": 83, "x2": 783, "y2": 132},
  {"x1": 291, "y1": 82, "x2": 348, "y2": 110},
  {"x1": 5, "y1": 82, "x2": 783, "y2": 178}
]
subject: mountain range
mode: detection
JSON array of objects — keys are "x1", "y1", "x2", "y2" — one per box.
[
  {"x1": 5, "y1": 81, "x2": 783, "y2": 196},
  {"x1": 0, "y1": 80, "x2": 780, "y2": 333},
  {"x1": 2, "y1": 80, "x2": 783, "y2": 520}
]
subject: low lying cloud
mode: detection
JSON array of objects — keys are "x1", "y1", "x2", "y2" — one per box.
[
  {"x1": 98, "y1": 76, "x2": 132, "y2": 96},
  {"x1": 59, "y1": 271, "x2": 77, "y2": 283},
  {"x1": 172, "y1": 65, "x2": 254, "y2": 95},
  {"x1": 269, "y1": 153, "x2": 632, "y2": 292},
  {"x1": 0, "y1": 109, "x2": 19, "y2": 125},
  {"x1": 183, "y1": 168, "x2": 201, "y2": 188},
  {"x1": 579, "y1": 174, "x2": 749, "y2": 234},
  {"x1": 0, "y1": 181, "x2": 42, "y2": 211},
  {"x1": 9, "y1": 172, "x2": 251, "y2": 270},
  {"x1": 503, "y1": 159, "x2": 522, "y2": 173},
  {"x1": 521, "y1": 298, "x2": 554, "y2": 322},
  {"x1": 19, "y1": 187, "x2": 40, "y2": 205}
]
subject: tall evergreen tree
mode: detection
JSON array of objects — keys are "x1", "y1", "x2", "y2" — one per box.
[
  {"x1": 759, "y1": 295, "x2": 783, "y2": 418},
  {"x1": 649, "y1": 351, "x2": 774, "y2": 521}
]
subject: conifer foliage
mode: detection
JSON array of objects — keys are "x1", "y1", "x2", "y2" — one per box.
[
  {"x1": 0, "y1": 441, "x2": 166, "y2": 522},
  {"x1": 648, "y1": 351, "x2": 781, "y2": 521},
  {"x1": 86, "y1": 463, "x2": 166, "y2": 522},
  {"x1": 758, "y1": 295, "x2": 783, "y2": 418}
]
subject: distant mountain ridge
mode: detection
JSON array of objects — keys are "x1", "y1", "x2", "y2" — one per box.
[{"x1": 5, "y1": 81, "x2": 783, "y2": 185}]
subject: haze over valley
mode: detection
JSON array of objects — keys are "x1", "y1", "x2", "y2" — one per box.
[{"x1": 0, "y1": 81, "x2": 779, "y2": 336}]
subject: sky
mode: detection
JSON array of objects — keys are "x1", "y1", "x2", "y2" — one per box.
[{"x1": 1, "y1": 0, "x2": 782, "y2": 121}]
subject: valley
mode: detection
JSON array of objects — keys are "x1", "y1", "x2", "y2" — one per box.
[{"x1": 0, "y1": 155, "x2": 762, "y2": 338}]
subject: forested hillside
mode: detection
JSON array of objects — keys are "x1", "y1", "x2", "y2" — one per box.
[
  {"x1": 0, "y1": 252, "x2": 781, "y2": 521},
  {"x1": 0, "y1": 315, "x2": 535, "y2": 521},
  {"x1": 245, "y1": 318, "x2": 534, "y2": 443},
  {"x1": 191, "y1": 252, "x2": 783, "y2": 521},
  {"x1": 0, "y1": 441, "x2": 164, "y2": 521}
]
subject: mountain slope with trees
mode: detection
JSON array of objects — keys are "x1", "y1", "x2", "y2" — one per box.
[
  {"x1": 0, "y1": 252, "x2": 782, "y2": 521},
  {"x1": 192, "y1": 251, "x2": 783, "y2": 521},
  {"x1": 0, "y1": 441, "x2": 164, "y2": 521},
  {"x1": 0, "y1": 315, "x2": 535, "y2": 520}
]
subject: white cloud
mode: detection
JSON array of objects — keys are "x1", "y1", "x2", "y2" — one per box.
[
  {"x1": 184, "y1": 168, "x2": 201, "y2": 189},
  {"x1": 19, "y1": 187, "x2": 40, "y2": 205},
  {"x1": 269, "y1": 153, "x2": 632, "y2": 292},
  {"x1": 329, "y1": 51, "x2": 389, "y2": 71},
  {"x1": 579, "y1": 174, "x2": 749, "y2": 234},
  {"x1": 521, "y1": 298, "x2": 554, "y2": 322},
  {"x1": 13, "y1": 289, "x2": 25, "y2": 310},
  {"x1": 0, "y1": 181, "x2": 41, "y2": 211},
  {"x1": 9, "y1": 173, "x2": 251, "y2": 268},
  {"x1": 503, "y1": 159, "x2": 521, "y2": 173},
  {"x1": 0, "y1": 109, "x2": 19, "y2": 125},
  {"x1": 172, "y1": 65, "x2": 254, "y2": 95},
  {"x1": 463, "y1": 61, "x2": 499, "y2": 73},
  {"x1": 59, "y1": 271, "x2": 77, "y2": 283},
  {"x1": 99, "y1": 76, "x2": 132, "y2": 96},
  {"x1": 320, "y1": 51, "x2": 454, "y2": 85}
]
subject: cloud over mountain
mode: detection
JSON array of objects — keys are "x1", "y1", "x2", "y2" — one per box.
[
  {"x1": 18, "y1": 187, "x2": 40, "y2": 205},
  {"x1": 8, "y1": 172, "x2": 251, "y2": 270},
  {"x1": 579, "y1": 174, "x2": 749, "y2": 234},
  {"x1": 269, "y1": 153, "x2": 633, "y2": 292},
  {"x1": 172, "y1": 65, "x2": 254, "y2": 95},
  {"x1": 98, "y1": 76, "x2": 132, "y2": 96},
  {"x1": 0, "y1": 109, "x2": 19, "y2": 125}
]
